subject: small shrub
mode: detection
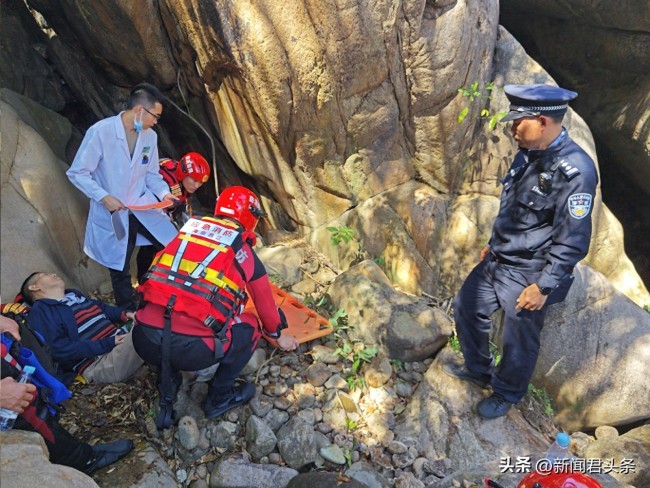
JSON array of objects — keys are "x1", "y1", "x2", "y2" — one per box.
[{"x1": 326, "y1": 225, "x2": 355, "y2": 246}]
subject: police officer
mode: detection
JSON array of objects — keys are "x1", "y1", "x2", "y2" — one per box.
[
  {"x1": 133, "y1": 186, "x2": 299, "y2": 429},
  {"x1": 444, "y1": 84, "x2": 598, "y2": 419}
]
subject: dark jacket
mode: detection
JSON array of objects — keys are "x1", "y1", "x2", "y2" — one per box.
[
  {"x1": 27, "y1": 289, "x2": 125, "y2": 383},
  {"x1": 489, "y1": 130, "x2": 598, "y2": 293}
]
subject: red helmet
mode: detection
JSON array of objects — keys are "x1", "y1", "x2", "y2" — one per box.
[
  {"x1": 517, "y1": 471, "x2": 603, "y2": 488},
  {"x1": 177, "y1": 152, "x2": 210, "y2": 183},
  {"x1": 214, "y1": 186, "x2": 266, "y2": 232}
]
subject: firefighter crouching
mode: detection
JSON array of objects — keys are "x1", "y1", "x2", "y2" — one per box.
[{"x1": 133, "y1": 186, "x2": 299, "y2": 430}]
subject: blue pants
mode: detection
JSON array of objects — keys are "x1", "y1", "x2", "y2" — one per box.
[{"x1": 453, "y1": 256, "x2": 548, "y2": 403}]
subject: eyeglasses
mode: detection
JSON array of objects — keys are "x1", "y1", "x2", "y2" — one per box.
[{"x1": 142, "y1": 107, "x2": 162, "y2": 120}]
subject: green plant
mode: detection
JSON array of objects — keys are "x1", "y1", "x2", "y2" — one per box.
[
  {"x1": 347, "y1": 374, "x2": 366, "y2": 391},
  {"x1": 268, "y1": 274, "x2": 284, "y2": 285},
  {"x1": 335, "y1": 340, "x2": 353, "y2": 359},
  {"x1": 329, "y1": 308, "x2": 350, "y2": 339},
  {"x1": 489, "y1": 340, "x2": 502, "y2": 367},
  {"x1": 343, "y1": 448, "x2": 353, "y2": 468},
  {"x1": 326, "y1": 225, "x2": 355, "y2": 246},
  {"x1": 644, "y1": 304, "x2": 649, "y2": 314},
  {"x1": 335, "y1": 339, "x2": 377, "y2": 390},
  {"x1": 351, "y1": 346, "x2": 378, "y2": 374},
  {"x1": 457, "y1": 81, "x2": 507, "y2": 130},
  {"x1": 528, "y1": 383, "x2": 554, "y2": 416},
  {"x1": 389, "y1": 358, "x2": 404, "y2": 371},
  {"x1": 344, "y1": 417, "x2": 358, "y2": 431},
  {"x1": 448, "y1": 333, "x2": 461, "y2": 353}
]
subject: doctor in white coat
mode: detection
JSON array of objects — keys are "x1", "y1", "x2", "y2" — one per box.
[{"x1": 67, "y1": 83, "x2": 178, "y2": 310}]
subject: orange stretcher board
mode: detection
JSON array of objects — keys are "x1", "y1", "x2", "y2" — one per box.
[
  {"x1": 243, "y1": 284, "x2": 333, "y2": 347},
  {"x1": 127, "y1": 201, "x2": 175, "y2": 211}
]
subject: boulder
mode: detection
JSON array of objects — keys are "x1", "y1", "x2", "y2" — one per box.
[
  {"x1": 345, "y1": 461, "x2": 392, "y2": 488},
  {"x1": 501, "y1": 0, "x2": 650, "y2": 202},
  {"x1": 256, "y1": 245, "x2": 305, "y2": 285},
  {"x1": 0, "y1": 95, "x2": 106, "y2": 297},
  {"x1": 91, "y1": 444, "x2": 177, "y2": 488},
  {"x1": 532, "y1": 264, "x2": 650, "y2": 431},
  {"x1": 327, "y1": 260, "x2": 453, "y2": 362},
  {"x1": 309, "y1": 181, "x2": 447, "y2": 294},
  {"x1": 209, "y1": 454, "x2": 298, "y2": 488},
  {"x1": 0, "y1": 430, "x2": 98, "y2": 488},
  {"x1": 246, "y1": 415, "x2": 278, "y2": 461},
  {"x1": 584, "y1": 425, "x2": 650, "y2": 488},
  {"x1": 276, "y1": 417, "x2": 319, "y2": 470},
  {"x1": 287, "y1": 472, "x2": 367, "y2": 488},
  {"x1": 394, "y1": 348, "x2": 549, "y2": 468}
]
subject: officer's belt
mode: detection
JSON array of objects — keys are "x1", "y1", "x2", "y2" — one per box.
[
  {"x1": 488, "y1": 252, "x2": 545, "y2": 272},
  {"x1": 156, "y1": 252, "x2": 242, "y2": 295}
]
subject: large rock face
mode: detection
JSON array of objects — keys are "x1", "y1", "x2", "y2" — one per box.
[
  {"x1": 501, "y1": 0, "x2": 650, "y2": 200},
  {"x1": 1, "y1": 0, "x2": 647, "y2": 309},
  {"x1": 531, "y1": 264, "x2": 650, "y2": 432},
  {"x1": 166, "y1": 0, "x2": 500, "y2": 235},
  {"x1": 394, "y1": 348, "x2": 549, "y2": 468},
  {"x1": 0, "y1": 430, "x2": 98, "y2": 488},
  {"x1": 0, "y1": 91, "x2": 106, "y2": 297}
]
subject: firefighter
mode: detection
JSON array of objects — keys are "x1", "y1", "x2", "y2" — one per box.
[
  {"x1": 133, "y1": 186, "x2": 299, "y2": 430},
  {"x1": 136, "y1": 152, "x2": 212, "y2": 281}
]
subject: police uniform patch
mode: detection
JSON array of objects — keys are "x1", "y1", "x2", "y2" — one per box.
[{"x1": 568, "y1": 193, "x2": 592, "y2": 219}]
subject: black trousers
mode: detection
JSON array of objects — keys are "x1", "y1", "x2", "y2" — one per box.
[
  {"x1": 453, "y1": 257, "x2": 548, "y2": 403},
  {"x1": 109, "y1": 214, "x2": 163, "y2": 310},
  {"x1": 136, "y1": 245, "x2": 158, "y2": 284},
  {"x1": 132, "y1": 320, "x2": 257, "y2": 397},
  {"x1": 15, "y1": 406, "x2": 93, "y2": 472}
]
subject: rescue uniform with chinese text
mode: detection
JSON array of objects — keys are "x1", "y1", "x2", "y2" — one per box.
[
  {"x1": 454, "y1": 129, "x2": 598, "y2": 403},
  {"x1": 133, "y1": 215, "x2": 282, "y2": 425}
]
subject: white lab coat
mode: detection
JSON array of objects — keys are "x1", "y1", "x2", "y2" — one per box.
[{"x1": 67, "y1": 113, "x2": 178, "y2": 270}]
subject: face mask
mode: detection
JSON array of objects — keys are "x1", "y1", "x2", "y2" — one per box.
[{"x1": 134, "y1": 110, "x2": 144, "y2": 133}]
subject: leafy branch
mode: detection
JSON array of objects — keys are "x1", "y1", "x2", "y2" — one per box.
[{"x1": 458, "y1": 81, "x2": 507, "y2": 130}]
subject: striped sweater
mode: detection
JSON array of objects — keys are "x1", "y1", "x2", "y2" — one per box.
[{"x1": 28, "y1": 289, "x2": 127, "y2": 384}]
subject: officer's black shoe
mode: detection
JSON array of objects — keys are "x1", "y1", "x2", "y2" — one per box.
[
  {"x1": 477, "y1": 394, "x2": 513, "y2": 419},
  {"x1": 83, "y1": 439, "x2": 134, "y2": 474},
  {"x1": 204, "y1": 381, "x2": 255, "y2": 419},
  {"x1": 442, "y1": 362, "x2": 491, "y2": 389}
]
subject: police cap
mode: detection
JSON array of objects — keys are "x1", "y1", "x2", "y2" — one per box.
[{"x1": 502, "y1": 84, "x2": 578, "y2": 121}]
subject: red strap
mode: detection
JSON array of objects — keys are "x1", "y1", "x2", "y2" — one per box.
[
  {"x1": 21, "y1": 402, "x2": 54, "y2": 444},
  {"x1": 1, "y1": 343, "x2": 20, "y2": 370}
]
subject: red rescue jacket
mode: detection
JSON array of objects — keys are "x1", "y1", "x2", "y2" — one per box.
[
  {"x1": 159, "y1": 158, "x2": 188, "y2": 206},
  {"x1": 137, "y1": 216, "x2": 281, "y2": 349}
]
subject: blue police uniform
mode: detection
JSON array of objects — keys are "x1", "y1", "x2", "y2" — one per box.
[{"x1": 453, "y1": 85, "x2": 598, "y2": 406}]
